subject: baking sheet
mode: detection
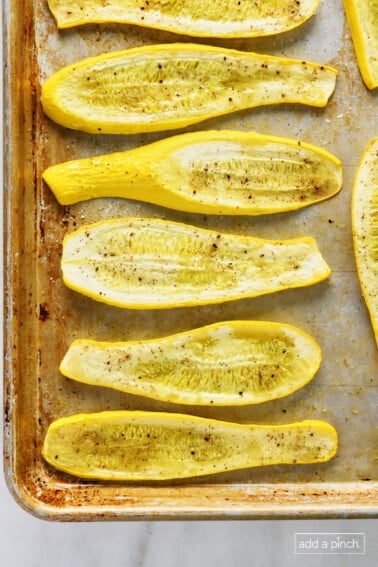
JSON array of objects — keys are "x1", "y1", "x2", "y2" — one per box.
[{"x1": 3, "y1": 0, "x2": 377, "y2": 519}]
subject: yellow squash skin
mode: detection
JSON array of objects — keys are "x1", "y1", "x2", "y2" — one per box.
[
  {"x1": 41, "y1": 43, "x2": 338, "y2": 135},
  {"x1": 352, "y1": 138, "x2": 378, "y2": 347},
  {"x1": 42, "y1": 411, "x2": 338, "y2": 480},
  {"x1": 43, "y1": 130, "x2": 343, "y2": 215},
  {"x1": 60, "y1": 320, "x2": 322, "y2": 406},
  {"x1": 61, "y1": 217, "x2": 331, "y2": 309},
  {"x1": 343, "y1": 0, "x2": 378, "y2": 89},
  {"x1": 46, "y1": 0, "x2": 321, "y2": 38}
]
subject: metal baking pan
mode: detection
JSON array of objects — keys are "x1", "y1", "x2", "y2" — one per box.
[{"x1": 3, "y1": 0, "x2": 377, "y2": 519}]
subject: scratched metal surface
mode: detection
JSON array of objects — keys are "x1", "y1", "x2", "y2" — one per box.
[{"x1": 3, "y1": 0, "x2": 377, "y2": 519}]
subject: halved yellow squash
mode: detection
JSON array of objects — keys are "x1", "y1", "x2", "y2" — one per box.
[
  {"x1": 343, "y1": 0, "x2": 378, "y2": 89},
  {"x1": 42, "y1": 411, "x2": 338, "y2": 480},
  {"x1": 43, "y1": 130, "x2": 343, "y2": 214},
  {"x1": 61, "y1": 217, "x2": 331, "y2": 309},
  {"x1": 41, "y1": 43, "x2": 337, "y2": 135},
  {"x1": 60, "y1": 320, "x2": 322, "y2": 406},
  {"x1": 352, "y1": 138, "x2": 378, "y2": 347},
  {"x1": 46, "y1": 0, "x2": 321, "y2": 38}
]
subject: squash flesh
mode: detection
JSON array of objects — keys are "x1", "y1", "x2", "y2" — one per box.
[
  {"x1": 47, "y1": 0, "x2": 320, "y2": 38},
  {"x1": 343, "y1": 0, "x2": 378, "y2": 89},
  {"x1": 43, "y1": 130, "x2": 342, "y2": 214},
  {"x1": 352, "y1": 138, "x2": 378, "y2": 346},
  {"x1": 60, "y1": 320, "x2": 321, "y2": 406},
  {"x1": 61, "y1": 218, "x2": 331, "y2": 309},
  {"x1": 42, "y1": 411, "x2": 338, "y2": 480},
  {"x1": 41, "y1": 43, "x2": 337, "y2": 134}
]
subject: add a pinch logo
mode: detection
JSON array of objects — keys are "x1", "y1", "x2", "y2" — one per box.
[{"x1": 294, "y1": 533, "x2": 366, "y2": 555}]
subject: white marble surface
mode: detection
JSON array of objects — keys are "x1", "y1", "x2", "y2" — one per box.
[{"x1": 1, "y1": 5, "x2": 377, "y2": 566}]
